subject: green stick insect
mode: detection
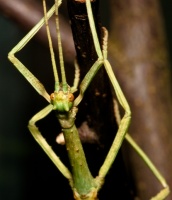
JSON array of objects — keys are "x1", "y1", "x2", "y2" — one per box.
[{"x1": 8, "y1": 0, "x2": 170, "y2": 199}]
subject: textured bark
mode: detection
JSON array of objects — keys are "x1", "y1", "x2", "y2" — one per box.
[
  {"x1": 66, "y1": 1, "x2": 132, "y2": 199},
  {"x1": 108, "y1": 0, "x2": 172, "y2": 199},
  {"x1": 66, "y1": 0, "x2": 116, "y2": 145}
]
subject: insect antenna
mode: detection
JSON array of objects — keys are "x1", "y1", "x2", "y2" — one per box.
[
  {"x1": 43, "y1": 0, "x2": 60, "y2": 91},
  {"x1": 55, "y1": 0, "x2": 68, "y2": 93}
]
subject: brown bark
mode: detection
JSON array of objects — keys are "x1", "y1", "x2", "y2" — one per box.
[
  {"x1": 108, "y1": 0, "x2": 172, "y2": 199},
  {"x1": 66, "y1": 0, "x2": 116, "y2": 145},
  {"x1": 66, "y1": 1, "x2": 132, "y2": 199}
]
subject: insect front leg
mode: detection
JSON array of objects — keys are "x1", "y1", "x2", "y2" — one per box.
[
  {"x1": 8, "y1": 3, "x2": 62, "y2": 102},
  {"x1": 83, "y1": 0, "x2": 131, "y2": 184},
  {"x1": 97, "y1": 58, "x2": 131, "y2": 180}
]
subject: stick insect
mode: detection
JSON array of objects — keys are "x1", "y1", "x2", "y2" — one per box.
[{"x1": 8, "y1": 0, "x2": 170, "y2": 199}]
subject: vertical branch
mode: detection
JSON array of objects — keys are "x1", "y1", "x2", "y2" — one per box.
[
  {"x1": 66, "y1": 0, "x2": 116, "y2": 148},
  {"x1": 67, "y1": 0, "x2": 133, "y2": 199}
]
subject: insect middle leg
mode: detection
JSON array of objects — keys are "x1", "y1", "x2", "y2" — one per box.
[{"x1": 28, "y1": 104, "x2": 73, "y2": 182}]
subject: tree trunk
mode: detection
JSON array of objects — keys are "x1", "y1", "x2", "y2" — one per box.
[{"x1": 108, "y1": 0, "x2": 172, "y2": 199}]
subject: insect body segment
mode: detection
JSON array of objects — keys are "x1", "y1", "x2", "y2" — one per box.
[{"x1": 50, "y1": 86, "x2": 75, "y2": 112}]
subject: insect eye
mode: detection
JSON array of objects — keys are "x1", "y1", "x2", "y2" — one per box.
[
  {"x1": 68, "y1": 93, "x2": 74, "y2": 102},
  {"x1": 50, "y1": 93, "x2": 55, "y2": 100}
]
